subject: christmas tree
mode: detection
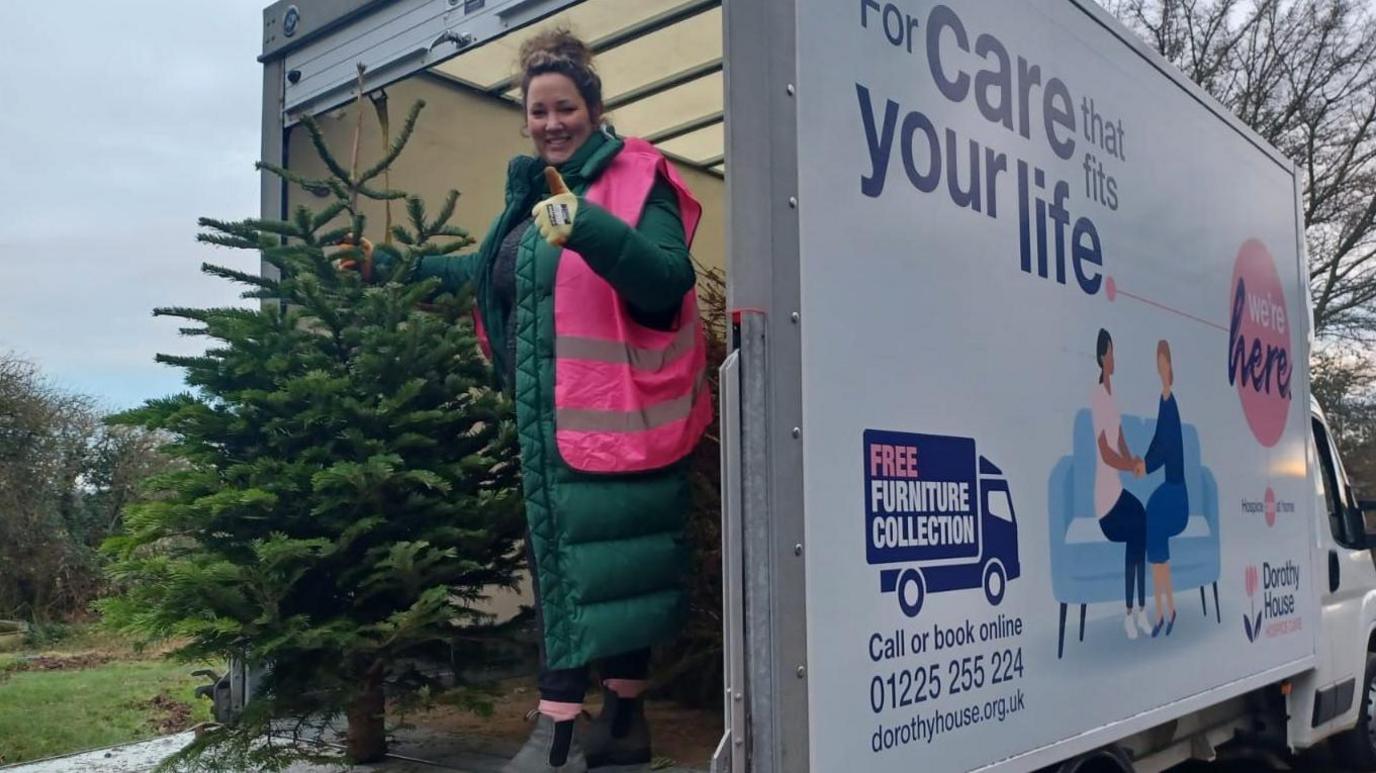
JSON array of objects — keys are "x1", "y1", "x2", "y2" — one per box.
[{"x1": 101, "y1": 72, "x2": 523, "y2": 769}]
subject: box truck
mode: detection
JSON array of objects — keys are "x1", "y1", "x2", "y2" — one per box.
[{"x1": 249, "y1": 0, "x2": 1376, "y2": 770}]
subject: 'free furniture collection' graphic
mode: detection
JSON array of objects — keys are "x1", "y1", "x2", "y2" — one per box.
[{"x1": 865, "y1": 430, "x2": 1021, "y2": 617}]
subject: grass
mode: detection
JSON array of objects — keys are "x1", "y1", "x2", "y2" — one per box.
[{"x1": 0, "y1": 625, "x2": 213, "y2": 766}]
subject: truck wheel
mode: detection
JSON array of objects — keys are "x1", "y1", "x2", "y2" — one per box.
[
  {"x1": 1051, "y1": 746, "x2": 1132, "y2": 772},
  {"x1": 983, "y1": 560, "x2": 1007, "y2": 606},
  {"x1": 897, "y1": 569, "x2": 925, "y2": 617},
  {"x1": 1333, "y1": 652, "x2": 1376, "y2": 769}
]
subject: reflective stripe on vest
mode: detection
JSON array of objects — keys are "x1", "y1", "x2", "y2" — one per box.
[{"x1": 552, "y1": 137, "x2": 710, "y2": 473}]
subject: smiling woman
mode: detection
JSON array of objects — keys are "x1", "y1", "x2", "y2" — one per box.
[
  {"x1": 520, "y1": 33, "x2": 602, "y2": 165},
  {"x1": 357, "y1": 25, "x2": 711, "y2": 773}
]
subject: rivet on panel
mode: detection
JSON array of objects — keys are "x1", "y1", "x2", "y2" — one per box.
[
  {"x1": 794, "y1": 543, "x2": 803, "y2": 556},
  {"x1": 791, "y1": 427, "x2": 801, "y2": 439},
  {"x1": 788, "y1": 196, "x2": 798, "y2": 208},
  {"x1": 786, "y1": 83, "x2": 796, "y2": 96},
  {"x1": 791, "y1": 311, "x2": 800, "y2": 324},
  {"x1": 796, "y1": 666, "x2": 807, "y2": 678}
]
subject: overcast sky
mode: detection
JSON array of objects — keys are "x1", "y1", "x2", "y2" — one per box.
[{"x1": 0, "y1": 2, "x2": 267, "y2": 411}]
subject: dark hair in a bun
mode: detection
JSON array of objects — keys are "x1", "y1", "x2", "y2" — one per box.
[{"x1": 519, "y1": 28, "x2": 604, "y2": 119}]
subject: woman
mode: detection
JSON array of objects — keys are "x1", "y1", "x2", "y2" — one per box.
[
  {"x1": 1090, "y1": 329, "x2": 1152, "y2": 641},
  {"x1": 362, "y1": 30, "x2": 708, "y2": 773},
  {"x1": 1144, "y1": 340, "x2": 1189, "y2": 637}
]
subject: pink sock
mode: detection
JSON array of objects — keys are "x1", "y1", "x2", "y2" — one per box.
[
  {"x1": 604, "y1": 679, "x2": 647, "y2": 699},
  {"x1": 538, "y1": 700, "x2": 583, "y2": 723}
]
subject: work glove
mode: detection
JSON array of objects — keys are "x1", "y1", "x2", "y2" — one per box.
[{"x1": 531, "y1": 167, "x2": 579, "y2": 247}]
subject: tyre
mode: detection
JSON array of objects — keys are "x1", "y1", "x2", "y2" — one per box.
[
  {"x1": 897, "y1": 569, "x2": 925, "y2": 618},
  {"x1": 1051, "y1": 746, "x2": 1133, "y2": 773},
  {"x1": 1333, "y1": 651, "x2": 1376, "y2": 769},
  {"x1": 983, "y1": 559, "x2": 1007, "y2": 606}
]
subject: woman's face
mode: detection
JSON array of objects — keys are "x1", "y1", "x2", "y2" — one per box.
[
  {"x1": 1102, "y1": 341, "x2": 1115, "y2": 378},
  {"x1": 525, "y1": 73, "x2": 595, "y2": 166},
  {"x1": 1157, "y1": 352, "x2": 1173, "y2": 388}
]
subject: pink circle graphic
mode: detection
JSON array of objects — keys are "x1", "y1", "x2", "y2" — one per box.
[
  {"x1": 1105, "y1": 276, "x2": 1117, "y2": 302},
  {"x1": 1264, "y1": 487, "x2": 1276, "y2": 527},
  {"x1": 1228, "y1": 240, "x2": 1293, "y2": 448}
]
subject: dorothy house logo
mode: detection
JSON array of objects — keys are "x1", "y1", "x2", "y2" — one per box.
[
  {"x1": 1243, "y1": 561, "x2": 1303, "y2": 642},
  {"x1": 1243, "y1": 565, "x2": 1263, "y2": 642}
]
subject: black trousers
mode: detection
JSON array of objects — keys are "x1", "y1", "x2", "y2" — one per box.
[
  {"x1": 1098, "y1": 491, "x2": 1147, "y2": 610},
  {"x1": 527, "y1": 536, "x2": 651, "y2": 703}
]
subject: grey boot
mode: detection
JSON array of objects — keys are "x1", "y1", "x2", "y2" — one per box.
[
  {"x1": 582, "y1": 688, "x2": 651, "y2": 771},
  {"x1": 503, "y1": 711, "x2": 588, "y2": 773}
]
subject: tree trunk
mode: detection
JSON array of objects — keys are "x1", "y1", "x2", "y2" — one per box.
[{"x1": 346, "y1": 663, "x2": 387, "y2": 763}]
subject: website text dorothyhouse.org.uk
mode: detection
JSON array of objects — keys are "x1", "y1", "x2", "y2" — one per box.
[{"x1": 871, "y1": 687, "x2": 1026, "y2": 753}]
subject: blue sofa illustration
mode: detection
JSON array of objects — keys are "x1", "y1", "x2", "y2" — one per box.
[{"x1": 1048, "y1": 409, "x2": 1220, "y2": 658}]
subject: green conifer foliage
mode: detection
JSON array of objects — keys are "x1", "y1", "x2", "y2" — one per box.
[{"x1": 101, "y1": 93, "x2": 523, "y2": 769}]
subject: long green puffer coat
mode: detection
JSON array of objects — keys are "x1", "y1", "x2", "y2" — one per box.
[{"x1": 407, "y1": 130, "x2": 695, "y2": 669}]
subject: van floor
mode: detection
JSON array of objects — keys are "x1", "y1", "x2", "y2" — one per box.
[{"x1": 401, "y1": 676, "x2": 719, "y2": 771}]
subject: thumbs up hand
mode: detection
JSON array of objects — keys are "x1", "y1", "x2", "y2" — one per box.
[{"x1": 531, "y1": 167, "x2": 579, "y2": 246}]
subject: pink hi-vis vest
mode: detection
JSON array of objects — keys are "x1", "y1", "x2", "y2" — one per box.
[
  {"x1": 553, "y1": 138, "x2": 710, "y2": 472},
  {"x1": 474, "y1": 138, "x2": 710, "y2": 472}
]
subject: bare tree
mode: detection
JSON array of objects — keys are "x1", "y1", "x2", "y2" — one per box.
[
  {"x1": 1312, "y1": 347, "x2": 1376, "y2": 493},
  {"x1": 1105, "y1": 0, "x2": 1376, "y2": 339},
  {"x1": 0, "y1": 351, "x2": 170, "y2": 620}
]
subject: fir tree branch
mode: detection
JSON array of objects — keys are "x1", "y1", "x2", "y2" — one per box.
[
  {"x1": 428, "y1": 189, "x2": 460, "y2": 235},
  {"x1": 359, "y1": 100, "x2": 425, "y2": 185},
  {"x1": 290, "y1": 208, "x2": 317, "y2": 247},
  {"x1": 154, "y1": 306, "x2": 263, "y2": 324},
  {"x1": 254, "y1": 161, "x2": 333, "y2": 194},
  {"x1": 331, "y1": 244, "x2": 370, "y2": 265},
  {"x1": 201, "y1": 263, "x2": 279, "y2": 290},
  {"x1": 296, "y1": 279, "x2": 345, "y2": 334},
  {"x1": 400, "y1": 279, "x2": 441, "y2": 309},
  {"x1": 405, "y1": 197, "x2": 427, "y2": 235},
  {"x1": 435, "y1": 225, "x2": 473, "y2": 240},
  {"x1": 258, "y1": 252, "x2": 291, "y2": 277},
  {"x1": 358, "y1": 184, "x2": 409, "y2": 201},
  {"x1": 261, "y1": 244, "x2": 313, "y2": 265},
  {"x1": 198, "y1": 217, "x2": 262, "y2": 241},
  {"x1": 155, "y1": 354, "x2": 218, "y2": 370},
  {"x1": 196, "y1": 234, "x2": 259, "y2": 251},
  {"x1": 383, "y1": 255, "x2": 417, "y2": 285},
  {"x1": 390, "y1": 226, "x2": 416, "y2": 246},
  {"x1": 300, "y1": 114, "x2": 355, "y2": 187},
  {"x1": 315, "y1": 227, "x2": 353, "y2": 249},
  {"x1": 327, "y1": 180, "x2": 350, "y2": 202},
  {"x1": 238, "y1": 218, "x2": 303, "y2": 239},
  {"x1": 153, "y1": 306, "x2": 214, "y2": 323},
  {"x1": 310, "y1": 201, "x2": 350, "y2": 231}
]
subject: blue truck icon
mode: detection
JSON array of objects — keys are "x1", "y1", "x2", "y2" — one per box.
[{"x1": 865, "y1": 430, "x2": 1021, "y2": 617}]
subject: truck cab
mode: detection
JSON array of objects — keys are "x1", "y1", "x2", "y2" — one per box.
[{"x1": 1287, "y1": 401, "x2": 1376, "y2": 762}]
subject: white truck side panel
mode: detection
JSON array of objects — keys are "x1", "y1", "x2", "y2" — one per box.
[{"x1": 793, "y1": 1, "x2": 1316, "y2": 769}]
